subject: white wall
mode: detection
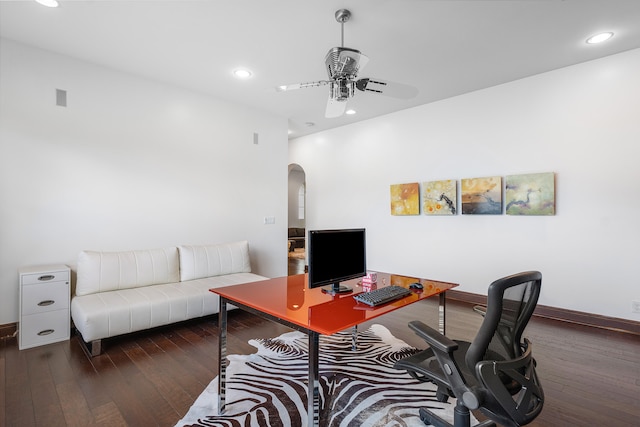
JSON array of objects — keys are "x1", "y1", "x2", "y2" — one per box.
[
  {"x1": 290, "y1": 48, "x2": 640, "y2": 322},
  {"x1": 0, "y1": 39, "x2": 289, "y2": 324}
]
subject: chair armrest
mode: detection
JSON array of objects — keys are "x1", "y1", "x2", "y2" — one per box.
[
  {"x1": 408, "y1": 320, "x2": 458, "y2": 353},
  {"x1": 407, "y1": 320, "x2": 484, "y2": 410}
]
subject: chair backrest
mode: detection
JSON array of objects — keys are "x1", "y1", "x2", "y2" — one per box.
[
  {"x1": 466, "y1": 271, "x2": 541, "y2": 369},
  {"x1": 466, "y1": 271, "x2": 543, "y2": 426}
]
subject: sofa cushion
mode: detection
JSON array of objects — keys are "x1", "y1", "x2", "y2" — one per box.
[
  {"x1": 71, "y1": 272, "x2": 267, "y2": 343},
  {"x1": 76, "y1": 247, "x2": 180, "y2": 296},
  {"x1": 178, "y1": 241, "x2": 252, "y2": 282}
]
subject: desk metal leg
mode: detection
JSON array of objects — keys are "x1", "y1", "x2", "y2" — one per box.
[
  {"x1": 308, "y1": 331, "x2": 320, "y2": 427},
  {"x1": 351, "y1": 325, "x2": 357, "y2": 351},
  {"x1": 438, "y1": 291, "x2": 446, "y2": 335},
  {"x1": 217, "y1": 299, "x2": 228, "y2": 414}
]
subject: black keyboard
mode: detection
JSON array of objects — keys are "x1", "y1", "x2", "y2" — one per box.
[{"x1": 353, "y1": 285, "x2": 412, "y2": 307}]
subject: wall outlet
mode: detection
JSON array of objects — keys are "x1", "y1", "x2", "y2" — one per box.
[
  {"x1": 263, "y1": 216, "x2": 275, "y2": 225},
  {"x1": 632, "y1": 300, "x2": 640, "y2": 314}
]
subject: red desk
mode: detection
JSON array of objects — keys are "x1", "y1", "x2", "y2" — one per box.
[{"x1": 211, "y1": 272, "x2": 457, "y2": 427}]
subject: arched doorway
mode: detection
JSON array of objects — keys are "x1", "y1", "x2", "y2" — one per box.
[{"x1": 288, "y1": 164, "x2": 306, "y2": 275}]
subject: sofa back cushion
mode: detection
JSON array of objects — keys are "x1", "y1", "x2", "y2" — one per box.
[
  {"x1": 76, "y1": 247, "x2": 180, "y2": 296},
  {"x1": 288, "y1": 227, "x2": 305, "y2": 238},
  {"x1": 178, "y1": 241, "x2": 252, "y2": 281}
]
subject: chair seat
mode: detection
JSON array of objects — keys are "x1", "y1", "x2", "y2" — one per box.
[{"x1": 396, "y1": 342, "x2": 523, "y2": 399}]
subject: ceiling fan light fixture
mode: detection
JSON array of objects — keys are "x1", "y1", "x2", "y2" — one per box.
[
  {"x1": 330, "y1": 79, "x2": 355, "y2": 101},
  {"x1": 586, "y1": 32, "x2": 613, "y2": 44},
  {"x1": 233, "y1": 68, "x2": 253, "y2": 79},
  {"x1": 36, "y1": 0, "x2": 59, "y2": 7}
]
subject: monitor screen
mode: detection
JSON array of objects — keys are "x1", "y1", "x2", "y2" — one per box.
[{"x1": 308, "y1": 228, "x2": 366, "y2": 294}]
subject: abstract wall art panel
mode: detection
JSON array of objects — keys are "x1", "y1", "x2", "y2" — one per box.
[
  {"x1": 390, "y1": 182, "x2": 420, "y2": 215},
  {"x1": 505, "y1": 172, "x2": 556, "y2": 215},
  {"x1": 423, "y1": 179, "x2": 457, "y2": 215},
  {"x1": 461, "y1": 176, "x2": 502, "y2": 215}
]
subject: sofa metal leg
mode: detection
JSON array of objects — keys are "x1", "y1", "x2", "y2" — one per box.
[
  {"x1": 78, "y1": 336, "x2": 103, "y2": 357},
  {"x1": 90, "y1": 339, "x2": 102, "y2": 357},
  {"x1": 73, "y1": 327, "x2": 103, "y2": 357}
]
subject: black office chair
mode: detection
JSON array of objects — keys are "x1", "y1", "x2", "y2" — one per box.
[{"x1": 394, "y1": 271, "x2": 544, "y2": 427}]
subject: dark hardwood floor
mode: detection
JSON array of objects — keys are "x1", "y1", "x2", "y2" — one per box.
[
  {"x1": 2, "y1": 288, "x2": 639, "y2": 426},
  {"x1": 288, "y1": 253, "x2": 306, "y2": 276}
]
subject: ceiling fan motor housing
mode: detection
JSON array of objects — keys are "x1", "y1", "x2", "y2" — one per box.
[{"x1": 325, "y1": 47, "x2": 362, "y2": 79}]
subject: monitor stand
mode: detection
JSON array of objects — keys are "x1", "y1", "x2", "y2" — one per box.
[{"x1": 321, "y1": 283, "x2": 352, "y2": 295}]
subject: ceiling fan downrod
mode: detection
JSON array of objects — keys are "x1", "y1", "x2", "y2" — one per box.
[{"x1": 335, "y1": 9, "x2": 351, "y2": 47}]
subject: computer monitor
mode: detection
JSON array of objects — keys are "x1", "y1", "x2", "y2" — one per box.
[{"x1": 308, "y1": 228, "x2": 366, "y2": 295}]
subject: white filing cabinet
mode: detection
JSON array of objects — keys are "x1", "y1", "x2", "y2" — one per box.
[{"x1": 19, "y1": 264, "x2": 70, "y2": 350}]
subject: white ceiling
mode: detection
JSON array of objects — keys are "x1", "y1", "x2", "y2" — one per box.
[{"x1": 1, "y1": 0, "x2": 639, "y2": 138}]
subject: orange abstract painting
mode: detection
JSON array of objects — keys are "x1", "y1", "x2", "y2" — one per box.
[{"x1": 390, "y1": 183, "x2": 420, "y2": 215}]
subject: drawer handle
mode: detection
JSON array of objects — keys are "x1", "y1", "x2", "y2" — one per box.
[
  {"x1": 38, "y1": 329, "x2": 55, "y2": 336},
  {"x1": 38, "y1": 275, "x2": 55, "y2": 281},
  {"x1": 38, "y1": 300, "x2": 55, "y2": 307}
]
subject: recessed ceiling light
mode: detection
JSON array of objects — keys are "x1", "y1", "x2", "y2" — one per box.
[
  {"x1": 345, "y1": 109, "x2": 356, "y2": 115},
  {"x1": 233, "y1": 68, "x2": 253, "y2": 79},
  {"x1": 586, "y1": 32, "x2": 614, "y2": 44},
  {"x1": 36, "y1": 0, "x2": 59, "y2": 7}
]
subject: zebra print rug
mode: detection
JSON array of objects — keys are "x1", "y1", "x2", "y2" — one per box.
[{"x1": 176, "y1": 324, "x2": 474, "y2": 426}]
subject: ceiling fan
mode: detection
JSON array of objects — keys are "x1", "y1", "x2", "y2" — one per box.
[{"x1": 276, "y1": 9, "x2": 418, "y2": 118}]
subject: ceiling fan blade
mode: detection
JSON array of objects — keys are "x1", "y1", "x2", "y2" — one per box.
[
  {"x1": 355, "y1": 78, "x2": 418, "y2": 99},
  {"x1": 275, "y1": 81, "x2": 329, "y2": 92},
  {"x1": 325, "y1": 97, "x2": 347, "y2": 118}
]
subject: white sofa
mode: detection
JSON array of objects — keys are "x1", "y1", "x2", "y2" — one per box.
[{"x1": 71, "y1": 240, "x2": 267, "y2": 356}]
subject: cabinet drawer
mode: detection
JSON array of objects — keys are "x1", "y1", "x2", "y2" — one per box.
[
  {"x1": 22, "y1": 270, "x2": 69, "y2": 285},
  {"x1": 22, "y1": 281, "x2": 69, "y2": 315},
  {"x1": 20, "y1": 310, "x2": 70, "y2": 349}
]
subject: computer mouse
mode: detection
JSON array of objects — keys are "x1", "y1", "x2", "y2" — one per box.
[{"x1": 409, "y1": 282, "x2": 423, "y2": 290}]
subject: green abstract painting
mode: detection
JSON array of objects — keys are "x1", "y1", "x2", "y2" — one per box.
[{"x1": 505, "y1": 172, "x2": 555, "y2": 215}]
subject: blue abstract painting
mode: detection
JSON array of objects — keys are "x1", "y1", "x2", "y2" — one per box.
[{"x1": 461, "y1": 176, "x2": 502, "y2": 215}]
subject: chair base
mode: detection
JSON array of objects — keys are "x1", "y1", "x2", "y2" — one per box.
[{"x1": 419, "y1": 401, "x2": 496, "y2": 427}]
